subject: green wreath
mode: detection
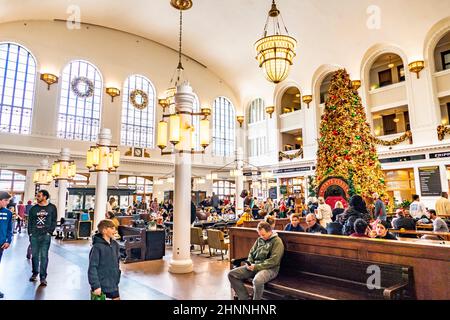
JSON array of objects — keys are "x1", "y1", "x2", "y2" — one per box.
[
  {"x1": 71, "y1": 76, "x2": 94, "y2": 98},
  {"x1": 130, "y1": 89, "x2": 149, "y2": 110}
]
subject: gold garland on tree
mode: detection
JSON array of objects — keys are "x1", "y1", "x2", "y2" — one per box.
[
  {"x1": 279, "y1": 149, "x2": 303, "y2": 161},
  {"x1": 369, "y1": 130, "x2": 412, "y2": 146},
  {"x1": 437, "y1": 125, "x2": 450, "y2": 141}
]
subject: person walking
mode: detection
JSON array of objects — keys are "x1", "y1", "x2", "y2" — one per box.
[
  {"x1": 372, "y1": 192, "x2": 387, "y2": 221},
  {"x1": 27, "y1": 190, "x2": 57, "y2": 286},
  {"x1": 0, "y1": 191, "x2": 13, "y2": 299},
  {"x1": 15, "y1": 200, "x2": 25, "y2": 233}
]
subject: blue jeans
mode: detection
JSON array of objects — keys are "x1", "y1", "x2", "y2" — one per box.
[
  {"x1": 228, "y1": 266, "x2": 279, "y2": 300},
  {"x1": 30, "y1": 234, "x2": 51, "y2": 280}
]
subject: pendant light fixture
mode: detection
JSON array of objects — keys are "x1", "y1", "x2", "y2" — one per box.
[{"x1": 255, "y1": 0, "x2": 297, "y2": 84}]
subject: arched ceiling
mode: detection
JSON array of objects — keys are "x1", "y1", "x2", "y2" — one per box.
[{"x1": 1, "y1": 0, "x2": 449, "y2": 105}]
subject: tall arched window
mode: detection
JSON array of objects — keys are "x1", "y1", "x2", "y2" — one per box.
[
  {"x1": 121, "y1": 75, "x2": 156, "y2": 148},
  {"x1": 213, "y1": 97, "x2": 235, "y2": 156},
  {"x1": 248, "y1": 98, "x2": 265, "y2": 124},
  {"x1": 0, "y1": 169, "x2": 26, "y2": 202},
  {"x1": 57, "y1": 60, "x2": 102, "y2": 141},
  {"x1": 191, "y1": 93, "x2": 201, "y2": 151},
  {"x1": 212, "y1": 180, "x2": 235, "y2": 201},
  {"x1": 0, "y1": 42, "x2": 36, "y2": 134}
]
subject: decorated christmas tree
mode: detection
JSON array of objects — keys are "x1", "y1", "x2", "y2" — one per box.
[{"x1": 315, "y1": 69, "x2": 387, "y2": 199}]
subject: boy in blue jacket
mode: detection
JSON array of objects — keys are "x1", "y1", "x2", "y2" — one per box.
[{"x1": 0, "y1": 191, "x2": 13, "y2": 299}]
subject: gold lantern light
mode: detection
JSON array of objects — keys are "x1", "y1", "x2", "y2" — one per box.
[
  {"x1": 236, "y1": 115, "x2": 245, "y2": 128},
  {"x1": 254, "y1": 0, "x2": 297, "y2": 84},
  {"x1": 86, "y1": 145, "x2": 120, "y2": 173},
  {"x1": 33, "y1": 159, "x2": 53, "y2": 185},
  {"x1": 408, "y1": 60, "x2": 425, "y2": 79},
  {"x1": 266, "y1": 106, "x2": 275, "y2": 118},
  {"x1": 40, "y1": 73, "x2": 58, "y2": 90},
  {"x1": 302, "y1": 95, "x2": 312, "y2": 108},
  {"x1": 105, "y1": 87, "x2": 121, "y2": 102}
]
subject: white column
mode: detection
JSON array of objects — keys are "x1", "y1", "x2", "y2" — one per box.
[
  {"x1": 94, "y1": 128, "x2": 112, "y2": 229},
  {"x1": 169, "y1": 83, "x2": 194, "y2": 274},
  {"x1": 235, "y1": 147, "x2": 244, "y2": 215},
  {"x1": 57, "y1": 148, "x2": 71, "y2": 221}
]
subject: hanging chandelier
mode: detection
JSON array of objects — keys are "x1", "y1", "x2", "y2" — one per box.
[
  {"x1": 157, "y1": 0, "x2": 211, "y2": 155},
  {"x1": 255, "y1": 0, "x2": 297, "y2": 84},
  {"x1": 158, "y1": 1, "x2": 192, "y2": 109}
]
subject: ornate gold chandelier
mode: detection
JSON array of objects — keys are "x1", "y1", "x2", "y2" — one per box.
[{"x1": 255, "y1": 0, "x2": 297, "y2": 84}]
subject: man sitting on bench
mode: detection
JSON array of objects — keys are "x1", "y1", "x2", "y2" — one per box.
[{"x1": 228, "y1": 221, "x2": 284, "y2": 300}]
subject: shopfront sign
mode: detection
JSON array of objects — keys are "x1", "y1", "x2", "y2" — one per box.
[
  {"x1": 429, "y1": 152, "x2": 450, "y2": 159},
  {"x1": 418, "y1": 166, "x2": 442, "y2": 197},
  {"x1": 273, "y1": 166, "x2": 312, "y2": 174},
  {"x1": 317, "y1": 177, "x2": 350, "y2": 199}
]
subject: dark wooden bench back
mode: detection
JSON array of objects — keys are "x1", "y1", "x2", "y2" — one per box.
[
  {"x1": 118, "y1": 225, "x2": 145, "y2": 239},
  {"x1": 280, "y1": 251, "x2": 412, "y2": 290}
]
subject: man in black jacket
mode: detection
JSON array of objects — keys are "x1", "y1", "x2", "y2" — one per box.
[
  {"x1": 305, "y1": 213, "x2": 328, "y2": 234},
  {"x1": 88, "y1": 220, "x2": 121, "y2": 300},
  {"x1": 27, "y1": 190, "x2": 57, "y2": 286}
]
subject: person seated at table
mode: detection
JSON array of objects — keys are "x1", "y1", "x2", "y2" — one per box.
[
  {"x1": 391, "y1": 209, "x2": 417, "y2": 238},
  {"x1": 106, "y1": 211, "x2": 120, "y2": 230},
  {"x1": 429, "y1": 209, "x2": 449, "y2": 233},
  {"x1": 165, "y1": 210, "x2": 174, "y2": 222},
  {"x1": 264, "y1": 215, "x2": 276, "y2": 230},
  {"x1": 228, "y1": 221, "x2": 284, "y2": 300},
  {"x1": 375, "y1": 220, "x2": 397, "y2": 240},
  {"x1": 284, "y1": 213, "x2": 304, "y2": 232},
  {"x1": 304, "y1": 213, "x2": 327, "y2": 234},
  {"x1": 105, "y1": 211, "x2": 121, "y2": 240},
  {"x1": 349, "y1": 219, "x2": 370, "y2": 238},
  {"x1": 126, "y1": 206, "x2": 133, "y2": 216},
  {"x1": 236, "y1": 208, "x2": 253, "y2": 227}
]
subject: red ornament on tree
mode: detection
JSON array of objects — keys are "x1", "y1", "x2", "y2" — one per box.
[{"x1": 333, "y1": 130, "x2": 338, "y2": 136}]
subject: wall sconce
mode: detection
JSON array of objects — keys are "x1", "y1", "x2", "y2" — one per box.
[
  {"x1": 266, "y1": 106, "x2": 275, "y2": 118},
  {"x1": 351, "y1": 80, "x2": 361, "y2": 90},
  {"x1": 302, "y1": 95, "x2": 312, "y2": 108},
  {"x1": 105, "y1": 87, "x2": 121, "y2": 102},
  {"x1": 236, "y1": 115, "x2": 244, "y2": 128},
  {"x1": 40, "y1": 73, "x2": 58, "y2": 90},
  {"x1": 408, "y1": 61, "x2": 425, "y2": 79}
]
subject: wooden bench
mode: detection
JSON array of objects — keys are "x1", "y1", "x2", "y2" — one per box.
[
  {"x1": 242, "y1": 218, "x2": 296, "y2": 231},
  {"x1": 229, "y1": 228, "x2": 450, "y2": 300},
  {"x1": 117, "y1": 226, "x2": 146, "y2": 263},
  {"x1": 233, "y1": 251, "x2": 414, "y2": 300},
  {"x1": 389, "y1": 229, "x2": 450, "y2": 241}
]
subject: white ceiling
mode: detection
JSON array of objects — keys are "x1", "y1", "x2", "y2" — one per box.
[{"x1": 1, "y1": 0, "x2": 450, "y2": 104}]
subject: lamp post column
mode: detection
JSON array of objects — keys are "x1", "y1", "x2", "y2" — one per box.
[
  {"x1": 169, "y1": 83, "x2": 194, "y2": 274},
  {"x1": 235, "y1": 147, "x2": 244, "y2": 215},
  {"x1": 57, "y1": 148, "x2": 71, "y2": 221},
  {"x1": 94, "y1": 128, "x2": 112, "y2": 229}
]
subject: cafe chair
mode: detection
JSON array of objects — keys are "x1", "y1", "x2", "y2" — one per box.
[
  {"x1": 206, "y1": 229, "x2": 229, "y2": 260},
  {"x1": 190, "y1": 227, "x2": 207, "y2": 254}
]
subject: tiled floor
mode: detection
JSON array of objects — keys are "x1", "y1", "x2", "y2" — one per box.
[{"x1": 0, "y1": 232, "x2": 232, "y2": 300}]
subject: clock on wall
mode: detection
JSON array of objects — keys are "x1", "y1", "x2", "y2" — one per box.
[{"x1": 133, "y1": 147, "x2": 143, "y2": 157}]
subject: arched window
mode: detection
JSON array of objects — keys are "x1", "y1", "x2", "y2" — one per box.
[
  {"x1": 121, "y1": 75, "x2": 156, "y2": 148},
  {"x1": 212, "y1": 180, "x2": 235, "y2": 201},
  {"x1": 0, "y1": 169, "x2": 26, "y2": 202},
  {"x1": 248, "y1": 98, "x2": 266, "y2": 124},
  {"x1": 191, "y1": 93, "x2": 201, "y2": 151},
  {"x1": 0, "y1": 43, "x2": 36, "y2": 134},
  {"x1": 213, "y1": 97, "x2": 235, "y2": 156},
  {"x1": 68, "y1": 173, "x2": 89, "y2": 187},
  {"x1": 57, "y1": 60, "x2": 102, "y2": 141}
]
